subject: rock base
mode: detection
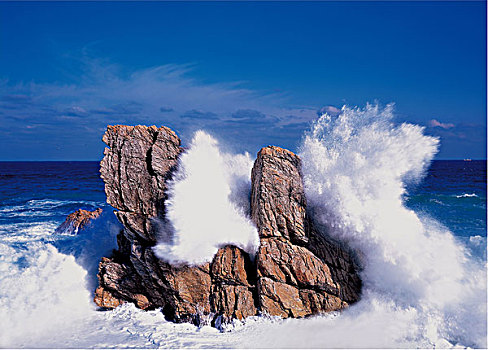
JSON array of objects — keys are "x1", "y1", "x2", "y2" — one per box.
[{"x1": 94, "y1": 125, "x2": 362, "y2": 327}]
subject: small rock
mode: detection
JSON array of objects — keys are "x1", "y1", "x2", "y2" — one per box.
[{"x1": 55, "y1": 208, "x2": 102, "y2": 235}]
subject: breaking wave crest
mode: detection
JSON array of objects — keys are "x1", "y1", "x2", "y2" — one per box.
[
  {"x1": 293, "y1": 104, "x2": 487, "y2": 348},
  {"x1": 456, "y1": 193, "x2": 478, "y2": 198},
  {"x1": 0, "y1": 104, "x2": 485, "y2": 348},
  {"x1": 154, "y1": 130, "x2": 259, "y2": 265},
  {"x1": 0, "y1": 242, "x2": 94, "y2": 347}
]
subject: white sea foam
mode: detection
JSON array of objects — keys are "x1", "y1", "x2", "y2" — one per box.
[
  {"x1": 0, "y1": 221, "x2": 59, "y2": 241},
  {"x1": 0, "y1": 242, "x2": 208, "y2": 348},
  {"x1": 154, "y1": 130, "x2": 259, "y2": 265},
  {"x1": 0, "y1": 199, "x2": 104, "y2": 219},
  {"x1": 0, "y1": 213, "x2": 120, "y2": 348},
  {"x1": 0, "y1": 105, "x2": 486, "y2": 348},
  {"x1": 292, "y1": 104, "x2": 487, "y2": 348},
  {"x1": 25, "y1": 198, "x2": 104, "y2": 209},
  {"x1": 470, "y1": 235, "x2": 485, "y2": 246},
  {"x1": 456, "y1": 193, "x2": 479, "y2": 198},
  {"x1": 0, "y1": 242, "x2": 94, "y2": 347},
  {"x1": 0, "y1": 193, "x2": 244, "y2": 348}
]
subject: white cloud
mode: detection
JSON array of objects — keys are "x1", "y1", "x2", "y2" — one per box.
[
  {"x1": 317, "y1": 105, "x2": 341, "y2": 116},
  {"x1": 428, "y1": 119, "x2": 455, "y2": 129}
]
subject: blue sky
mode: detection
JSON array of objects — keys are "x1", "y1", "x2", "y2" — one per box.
[{"x1": 0, "y1": 1, "x2": 486, "y2": 160}]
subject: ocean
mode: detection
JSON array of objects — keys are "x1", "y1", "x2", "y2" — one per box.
[{"x1": 0, "y1": 108, "x2": 486, "y2": 348}]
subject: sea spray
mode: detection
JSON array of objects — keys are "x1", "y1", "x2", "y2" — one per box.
[
  {"x1": 0, "y1": 111, "x2": 485, "y2": 348},
  {"x1": 292, "y1": 104, "x2": 487, "y2": 347},
  {"x1": 0, "y1": 210, "x2": 119, "y2": 347},
  {"x1": 0, "y1": 241, "x2": 231, "y2": 348},
  {"x1": 0, "y1": 243, "x2": 94, "y2": 347},
  {"x1": 154, "y1": 130, "x2": 259, "y2": 265}
]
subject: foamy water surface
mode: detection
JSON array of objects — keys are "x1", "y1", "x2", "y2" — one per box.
[{"x1": 0, "y1": 106, "x2": 486, "y2": 348}]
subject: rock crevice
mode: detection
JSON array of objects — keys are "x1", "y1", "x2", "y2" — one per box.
[{"x1": 94, "y1": 125, "x2": 361, "y2": 327}]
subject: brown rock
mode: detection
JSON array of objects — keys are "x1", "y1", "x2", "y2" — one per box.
[
  {"x1": 94, "y1": 125, "x2": 361, "y2": 327},
  {"x1": 166, "y1": 264, "x2": 213, "y2": 321},
  {"x1": 100, "y1": 125, "x2": 181, "y2": 242},
  {"x1": 210, "y1": 246, "x2": 257, "y2": 325},
  {"x1": 95, "y1": 256, "x2": 151, "y2": 309},
  {"x1": 94, "y1": 286, "x2": 123, "y2": 309},
  {"x1": 251, "y1": 146, "x2": 361, "y2": 318},
  {"x1": 211, "y1": 285, "x2": 256, "y2": 323},
  {"x1": 55, "y1": 208, "x2": 102, "y2": 235},
  {"x1": 211, "y1": 245, "x2": 251, "y2": 286},
  {"x1": 258, "y1": 277, "x2": 309, "y2": 318},
  {"x1": 95, "y1": 125, "x2": 258, "y2": 326},
  {"x1": 257, "y1": 238, "x2": 338, "y2": 295},
  {"x1": 251, "y1": 146, "x2": 308, "y2": 245}
]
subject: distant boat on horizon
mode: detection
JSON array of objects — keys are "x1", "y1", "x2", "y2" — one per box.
[{"x1": 464, "y1": 158, "x2": 472, "y2": 161}]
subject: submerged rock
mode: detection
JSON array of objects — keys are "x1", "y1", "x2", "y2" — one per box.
[
  {"x1": 94, "y1": 125, "x2": 361, "y2": 327},
  {"x1": 55, "y1": 208, "x2": 103, "y2": 235}
]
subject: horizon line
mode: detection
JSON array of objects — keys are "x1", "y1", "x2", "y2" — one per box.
[{"x1": 0, "y1": 159, "x2": 486, "y2": 162}]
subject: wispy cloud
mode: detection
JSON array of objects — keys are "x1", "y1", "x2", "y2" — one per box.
[
  {"x1": 428, "y1": 119, "x2": 455, "y2": 129},
  {"x1": 160, "y1": 106, "x2": 174, "y2": 113},
  {"x1": 317, "y1": 105, "x2": 341, "y2": 117},
  {"x1": 424, "y1": 119, "x2": 486, "y2": 158},
  {"x1": 0, "y1": 57, "x2": 319, "y2": 159},
  {"x1": 180, "y1": 110, "x2": 219, "y2": 120}
]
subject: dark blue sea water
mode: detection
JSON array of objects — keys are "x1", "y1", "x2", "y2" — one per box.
[
  {"x1": 0, "y1": 162, "x2": 108, "y2": 245},
  {"x1": 0, "y1": 157, "x2": 486, "y2": 348},
  {"x1": 0, "y1": 160, "x2": 485, "y2": 258},
  {"x1": 406, "y1": 160, "x2": 487, "y2": 252}
]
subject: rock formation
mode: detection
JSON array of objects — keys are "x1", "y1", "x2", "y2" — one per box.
[
  {"x1": 95, "y1": 125, "x2": 257, "y2": 325},
  {"x1": 94, "y1": 124, "x2": 361, "y2": 327},
  {"x1": 252, "y1": 146, "x2": 361, "y2": 317},
  {"x1": 100, "y1": 125, "x2": 182, "y2": 242},
  {"x1": 55, "y1": 208, "x2": 103, "y2": 235}
]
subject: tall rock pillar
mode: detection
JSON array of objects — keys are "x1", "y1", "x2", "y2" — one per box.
[{"x1": 251, "y1": 146, "x2": 361, "y2": 318}]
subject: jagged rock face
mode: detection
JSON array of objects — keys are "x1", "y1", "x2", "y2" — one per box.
[
  {"x1": 95, "y1": 125, "x2": 361, "y2": 327},
  {"x1": 96, "y1": 239, "x2": 256, "y2": 325},
  {"x1": 94, "y1": 256, "x2": 147, "y2": 309},
  {"x1": 251, "y1": 146, "x2": 361, "y2": 318},
  {"x1": 210, "y1": 246, "x2": 257, "y2": 323},
  {"x1": 100, "y1": 125, "x2": 182, "y2": 243},
  {"x1": 55, "y1": 208, "x2": 102, "y2": 235},
  {"x1": 95, "y1": 125, "x2": 257, "y2": 326},
  {"x1": 251, "y1": 146, "x2": 308, "y2": 245}
]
